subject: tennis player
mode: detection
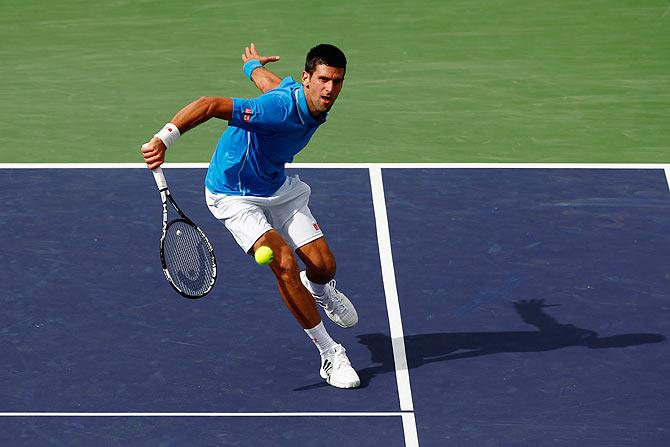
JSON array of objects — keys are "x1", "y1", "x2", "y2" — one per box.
[{"x1": 141, "y1": 43, "x2": 360, "y2": 388}]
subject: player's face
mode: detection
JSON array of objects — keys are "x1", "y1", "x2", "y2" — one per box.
[{"x1": 302, "y1": 64, "x2": 345, "y2": 116}]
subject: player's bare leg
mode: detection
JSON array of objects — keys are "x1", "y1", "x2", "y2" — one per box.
[
  {"x1": 253, "y1": 230, "x2": 359, "y2": 388},
  {"x1": 296, "y1": 236, "x2": 336, "y2": 283},
  {"x1": 253, "y1": 230, "x2": 320, "y2": 328},
  {"x1": 296, "y1": 237, "x2": 359, "y2": 328}
]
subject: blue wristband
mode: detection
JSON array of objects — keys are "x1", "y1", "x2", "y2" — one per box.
[{"x1": 243, "y1": 59, "x2": 263, "y2": 80}]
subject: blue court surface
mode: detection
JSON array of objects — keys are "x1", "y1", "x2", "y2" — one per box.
[{"x1": 1, "y1": 165, "x2": 669, "y2": 446}]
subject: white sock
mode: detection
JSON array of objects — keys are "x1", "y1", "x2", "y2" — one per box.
[
  {"x1": 304, "y1": 321, "x2": 338, "y2": 355},
  {"x1": 306, "y1": 277, "x2": 327, "y2": 296}
]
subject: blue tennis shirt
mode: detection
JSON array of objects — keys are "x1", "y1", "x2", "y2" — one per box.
[{"x1": 205, "y1": 76, "x2": 327, "y2": 196}]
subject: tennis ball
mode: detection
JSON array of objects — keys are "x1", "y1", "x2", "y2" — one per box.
[{"x1": 254, "y1": 246, "x2": 274, "y2": 265}]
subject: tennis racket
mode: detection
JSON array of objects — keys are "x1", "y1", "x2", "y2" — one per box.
[{"x1": 152, "y1": 167, "x2": 217, "y2": 299}]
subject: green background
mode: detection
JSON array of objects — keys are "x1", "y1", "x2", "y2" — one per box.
[{"x1": 1, "y1": 0, "x2": 668, "y2": 163}]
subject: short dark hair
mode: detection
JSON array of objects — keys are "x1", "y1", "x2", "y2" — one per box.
[{"x1": 304, "y1": 44, "x2": 347, "y2": 74}]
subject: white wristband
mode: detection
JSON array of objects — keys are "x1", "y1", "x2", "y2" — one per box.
[{"x1": 154, "y1": 123, "x2": 181, "y2": 149}]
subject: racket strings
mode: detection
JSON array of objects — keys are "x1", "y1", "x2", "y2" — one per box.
[{"x1": 163, "y1": 221, "x2": 215, "y2": 296}]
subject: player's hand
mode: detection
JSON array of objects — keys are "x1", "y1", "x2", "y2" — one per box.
[
  {"x1": 141, "y1": 137, "x2": 166, "y2": 170},
  {"x1": 242, "y1": 42, "x2": 280, "y2": 66}
]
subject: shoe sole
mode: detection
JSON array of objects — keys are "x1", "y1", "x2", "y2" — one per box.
[
  {"x1": 328, "y1": 378, "x2": 361, "y2": 389},
  {"x1": 321, "y1": 371, "x2": 360, "y2": 389}
]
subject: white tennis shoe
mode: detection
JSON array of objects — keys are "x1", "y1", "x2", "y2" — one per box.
[
  {"x1": 320, "y1": 344, "x2": 360, "y2": 389},
  {"x1": 300, "y1": 271, "x2": 358, "y2": 328}
]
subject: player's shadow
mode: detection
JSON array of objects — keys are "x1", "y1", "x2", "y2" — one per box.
[
  {"x1": 294, "y1": 299, "x2": 665, "y2": 390},
  {"x1": 353, "y1": 299, "x2": 665, "y2": 388}
]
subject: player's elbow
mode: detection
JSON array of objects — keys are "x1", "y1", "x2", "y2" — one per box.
[
  {"x1": 260, "y1": 80, "x2": 281, "y2": 94},
  {"x1": 197, "y1": 96, "x2": 233, "y2": 121}
]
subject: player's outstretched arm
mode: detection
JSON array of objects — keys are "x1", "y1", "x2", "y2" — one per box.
[
  {"x1": 141, "y1": 96, "x2": 233, "y2": 169},
  {"x1": 242, "y1": 43, "x2": 282, "y2": 93}
]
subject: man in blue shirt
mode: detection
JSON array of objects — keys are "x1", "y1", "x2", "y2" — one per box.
[{"x1": 141, "y1": 43, "x2": 360, "y2": 389}]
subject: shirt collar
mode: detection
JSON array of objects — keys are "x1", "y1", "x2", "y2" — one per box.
[{"x1": 295, "y1": 87, "x2": 327, "y2": 125}]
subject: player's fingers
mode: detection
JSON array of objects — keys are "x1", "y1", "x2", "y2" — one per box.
[
  {"x1": 140, "y1": 143, "x2": 153, "y2": 154},
  {"x1": 142, "y1": 150, "x2": 159, "y2": 161},
  {"x1": 146, "y1": 160, "x2": 163, "y2": 170},
  {"x1": 245, "y1": 46, "x2": 251, "y2": 58},
  {"x1": 250, "y1": 42, "x2": 256, "y2": 54},
  {"x1": 144, "y1": 154, "x2": 163, "y2": 167},
  {"x1": 262, "y1": 55, "x2": 280, "y2": 64},
  {"x1": 147, "y1": 156, "x2": 163, "y2": 166},
  {"x1": 142, "y1": 150, "x2": 162, "y2": 163},
  {"x1": 141, "y1": 145, "x2": 160, "y2": 157}
]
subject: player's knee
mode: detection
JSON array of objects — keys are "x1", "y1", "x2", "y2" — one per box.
[
  {"x1": 309, "y1": 255, "x2": 336, "y2": 283},
  {"x1": 271, "y1": 247, "x2": 301, "y2": 284}
]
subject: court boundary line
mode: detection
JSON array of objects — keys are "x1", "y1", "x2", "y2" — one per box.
[
  {"x1": 369, "y1": 167, "x2": 415, "y2": 411},
  {"x1": 665, "y1": 168, "x2": 670, "y2": 192},
  {"x1": 370, "y1": 167, "x2": 419, "y2": 447},
  {"x1": 0, "y1": 412, "x2": 409, "y2": 417},
  {"x1": 1, "y1": 162, "x2": 669, "y2": 169}
]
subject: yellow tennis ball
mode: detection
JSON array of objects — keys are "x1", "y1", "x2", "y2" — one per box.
[{"x1": 254, "y1": 246, "x2": 274, "y2": 265}]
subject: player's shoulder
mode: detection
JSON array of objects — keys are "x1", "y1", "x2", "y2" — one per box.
[
  {"x1": 266, "y1": 77, "x2": 300, "y2": 98},
  {"x1": 259, "y1": 77, "x2": 300, "y2": 108},
  {"x1": 278, "y1": 76, "x2": 300, "y2": 90}
]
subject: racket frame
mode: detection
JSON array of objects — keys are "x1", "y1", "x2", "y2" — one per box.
[{"x1": 153, "y1": 167, "x2": 217, "y2": 299}]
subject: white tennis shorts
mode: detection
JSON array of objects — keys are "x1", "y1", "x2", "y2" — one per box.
[{"x1": 205, "y1": 174, "x2": 323, "y2": 253}]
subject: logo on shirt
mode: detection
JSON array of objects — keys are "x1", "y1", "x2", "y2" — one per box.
[
  {"x1": 313, "y1": 223, "x2": 320, "y2": 231},
  {"x1": 243, "y1": 107, "x2": 253, "y2": 122}
]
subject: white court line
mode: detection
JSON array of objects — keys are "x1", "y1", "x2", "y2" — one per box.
[
  {"x1": 370, "y1": 167, "x2": 419, "y2": 447},
  {"x1": 401, "y1": 413, "x2": 420, "y2": 447},
  {"x1": 1, "y1": 162, "x2": 669, "y2": 169},
  {"x1": 369, "y1": 167, "x2": 414, "y2": 411},
  {"x1": 289, "y1": 163, "x2": 670, "y2": 170},
  {"x1": 665, "y1": 168, "x2": 670, "y2": 192},
  {"x1": 0, "y1": 412, "x2": 407, "y2": 417}
]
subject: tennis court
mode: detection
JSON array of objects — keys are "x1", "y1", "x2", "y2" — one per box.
[
  {"x1": 0, "y1": 165, "x2": 668, "y2": 446},
  {"x1": 1, "y1": 0, "x2": 669, "y2": 445}
]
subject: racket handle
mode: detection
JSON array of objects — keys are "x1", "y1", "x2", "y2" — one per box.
[{"x1": 152, "y1": 167, "x2": 168, "y2": 191}]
